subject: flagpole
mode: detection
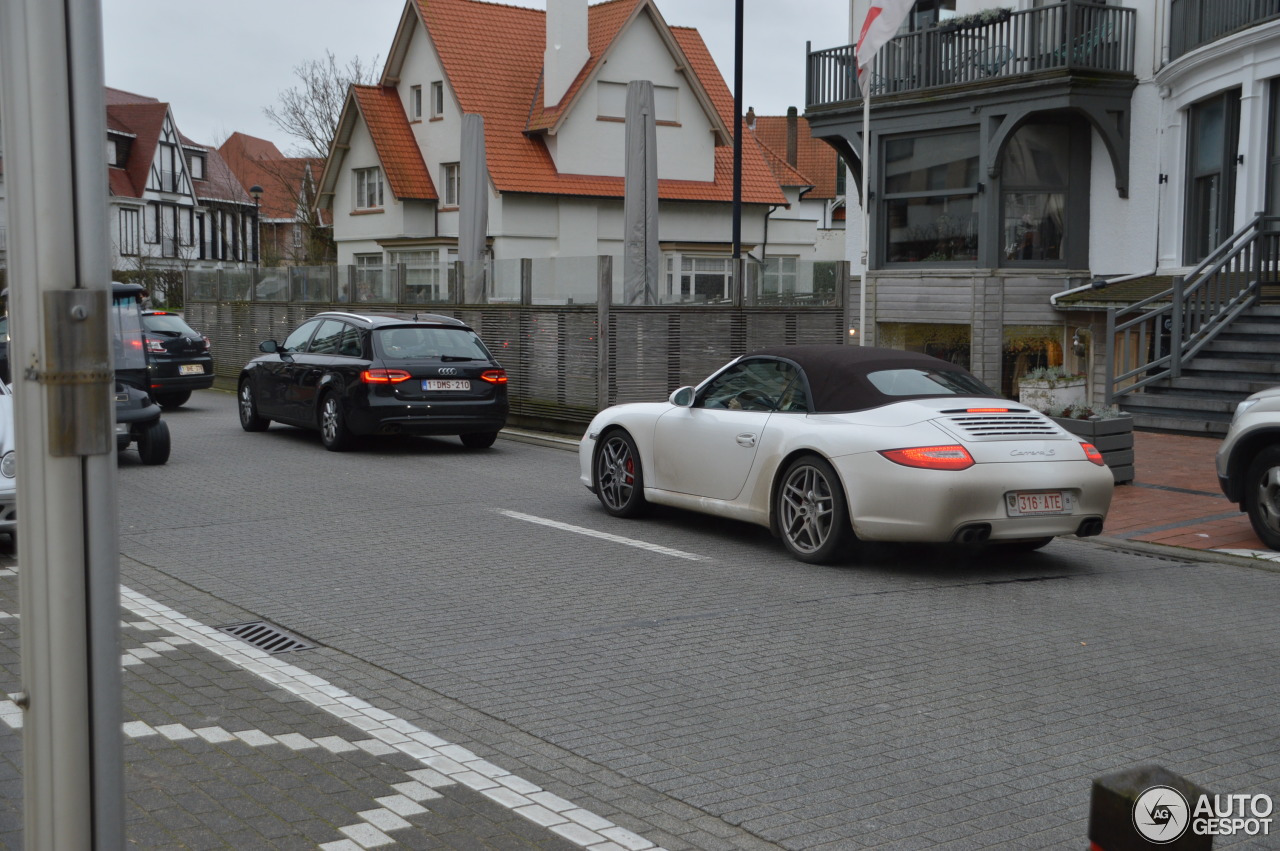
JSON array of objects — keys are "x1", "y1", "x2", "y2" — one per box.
[{"x1": 860, "y1": 82, "x2": 870, "y2": 347}]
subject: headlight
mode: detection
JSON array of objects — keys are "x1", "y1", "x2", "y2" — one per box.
[
  {"x1": 1233, "y1": 398, "x2": 1260, "y2": 423},
  {"x1": 1, "y1": 451, "x2": 14, "y2": 479}
]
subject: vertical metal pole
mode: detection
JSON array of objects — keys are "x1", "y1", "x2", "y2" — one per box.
[
  {"x1": 597, "y1": 256, "x2": 612, "y2": 411},
  {"x1": 1170, "y1": 275, "x2": 1184, "y2": 379},
  {"x1": 0, "y1": 0, "x2": 125, "y2": 848},
  {"x1": 732, "y1": 0, "x2": 743, "y2": 259},
  {"x1": 1105, "y1": 308, "x2": 1117, "y2": 405}
]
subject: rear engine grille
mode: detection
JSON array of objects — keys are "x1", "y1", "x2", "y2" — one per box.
[{"x1": 943, "y1": 413, "x2": 1062, "y2": 440}]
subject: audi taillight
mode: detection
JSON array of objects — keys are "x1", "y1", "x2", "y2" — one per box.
[
  {"x1": 480, "y1": 369, "x2": 508, "y2": 384},
  {"x1": 879, "y1": 445, "x2": 975, "y2": 471},
  {"x1": 1081, "y1": 442, "x2": 1105, "y2": 466},
  {"x1": 361, "y1": 369, "x2": 411, "y2": 384}
]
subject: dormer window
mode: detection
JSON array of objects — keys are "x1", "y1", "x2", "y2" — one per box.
[
  {"x1": 354, "y1": 167, "x2": 384, "y2": 210},
  {"x1": 189, "y1": 154, "x2": 205, "y2": 180},
  {"x1": 107, "y1": 139, "x2": 118, "y2": 166},
  {"x1": 442, "y1": 162, "x2": 459, "y2": 207},
  {"x1": 431, "y1": 81, "x2": 444, "y2": 119}
]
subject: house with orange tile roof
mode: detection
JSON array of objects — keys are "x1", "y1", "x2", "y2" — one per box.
[
  {"x1": 219, "y1": 133, "x2": 330, "y2": 265},
  {"x1": 748, "y1": 106, "x2": 848, "y2": 268},
  {"x1": 105, "y1": 88, "x2": 258, "y2": 279},
  {"x1": 318, "y1": 0, "x2": 838, "y2": 304}
]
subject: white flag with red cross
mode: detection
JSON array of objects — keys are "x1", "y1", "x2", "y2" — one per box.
[{"x1": 856, "y1": 0, "x2": 915, "y2": 93}]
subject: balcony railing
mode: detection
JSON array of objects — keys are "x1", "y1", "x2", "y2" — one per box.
[
  {"x1": 806, "y1": 0, "x2": 1135, "y2": 109},
  {"x1": 1169, "y1": 0, "x2": 1280, "y2": 61}
]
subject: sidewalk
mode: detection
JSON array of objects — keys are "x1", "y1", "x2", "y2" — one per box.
[{"x1": 1102, "y1": 430, "x2": 1275, "y2": 558}]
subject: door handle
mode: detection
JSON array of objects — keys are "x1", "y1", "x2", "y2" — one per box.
[{"x1": 736, "y1": 433, "x2": 757, "y2": 447}]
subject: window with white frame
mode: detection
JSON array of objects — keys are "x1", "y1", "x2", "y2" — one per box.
[
  {"x1": 118, "y1": 208, "x2": 140, "y2": 256},
  {"x1": 354, "y1": 167, "x2": 384, "y2": 210},
  {"x1": 354, "y1": 253, "x2": 386, "y2": 302},
  {"x1": 761, "y1": 256, "x2": 798, "y2": 294},
  {"x1": 189, "y1": 154, "x2": 205, "y2": 180},
  {"x1": 664, "y1": 254, "x2": 734, "y2": 302},
  {"x1": 431, "y1": 81, "x2": 444, "y2": 118},
  {"x1": 410, "y1": 85, "x2": 423, "y2": 120},
  {"x1": 442, "y1": 163, "x2": 459, "y2": 207},
  {"x1": 393, "y1": 248, "x2": 457, "y2": 303}
]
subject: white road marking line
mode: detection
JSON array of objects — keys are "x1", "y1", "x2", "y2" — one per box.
[
  {"x1": 111, "y1": 584, "x2": 666, "y2": 851},
  {"x1": 497, "y1": 510, "x2": 706, "y2": 561}
]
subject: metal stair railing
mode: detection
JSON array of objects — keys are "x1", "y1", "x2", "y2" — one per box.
[{"x1": 1106, "y1": 213, "x2": 1280, "y2": 405}]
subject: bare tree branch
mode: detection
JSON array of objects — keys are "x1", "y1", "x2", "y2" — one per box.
[{"x1": 264, "y1": 50, "x2": 379, "y2": 159}]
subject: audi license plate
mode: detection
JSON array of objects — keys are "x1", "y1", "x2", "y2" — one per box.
[
  {"x1": 424, "y1": 379, "x2": 470, "y2": 391},
  {"x1": 1006, "y1": 491, "x2": 1072, "y2": 516},
  {"x1": 179, "y1": 364, "x2": 204, "y2": 375}
]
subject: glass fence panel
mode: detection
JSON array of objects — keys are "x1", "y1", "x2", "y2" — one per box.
[
  {"x1": 187, "y1": 270, "x2": 219, "y2": 302},
  {"x1": 531, "y1": 256, "x2": 599, "y2": 305},
  {"x1": 253, "y1": 270, "x2": 290, "y2": 302},
  {"x1": 292, "y1": 267, "x2": 332, "y2": 302},
  {"x1": 221, "y1": 270, "x2": 254, "y2": 302}
]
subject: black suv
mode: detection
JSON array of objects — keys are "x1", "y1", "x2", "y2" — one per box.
[
  {"x1": 142, "y1": 310, "x2": 214, "y2": 409},
  {"x1": 237, "y1": 311, "x2": 509, "y2": 451}
]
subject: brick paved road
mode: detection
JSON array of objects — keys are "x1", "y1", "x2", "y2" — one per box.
[{"x1": 6, "y1": 388, "x2": 1280, "y2": 848}]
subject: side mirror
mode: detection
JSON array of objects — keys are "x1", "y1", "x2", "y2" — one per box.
[
  {"x1": 669, "y1": 386, "x2": 695, "y2": 407},
  {"x1": 259, "y1": 340, "x2": 280, "y2": 354}
]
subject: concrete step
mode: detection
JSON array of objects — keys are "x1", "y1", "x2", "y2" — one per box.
[
  {"x1": 1196, "y1": 339, "x2": 1280, "y2": 358},
  {"x1": 1155, "y1": 375, "x2": 1279, "y2": 395},
  {"x1": 1127, "y1": 410, "x2": 1230, "y2": 436}
]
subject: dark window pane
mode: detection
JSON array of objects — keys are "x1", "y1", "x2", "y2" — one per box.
[
  {"x1": 884, "y1": 130, "x2": 979, "y2": 194},
  {"x1": 886, "y1": 195, "x2": 978, "y2": 262}
]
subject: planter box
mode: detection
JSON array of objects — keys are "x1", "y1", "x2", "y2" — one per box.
[
  {"x1": 1052, "y1": 414, "x2": 1134, "y2": 484},
  {"x1": 1019, "y1": 378, "x2": 1086, "y2": 412}
]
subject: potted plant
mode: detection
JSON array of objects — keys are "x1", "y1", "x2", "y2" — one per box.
[
  {"x1": 1043, "y1": 402, "x2": 1135, "y2": 485},
  {"x1": 935, "y1": 7, "x2": 1013, "y2": 33},
  {"x1": 1017, "y1": 366, "x2": 1086, "y2": 411}
]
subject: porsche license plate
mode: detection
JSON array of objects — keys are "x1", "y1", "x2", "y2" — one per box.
[
  {"x1": 1007, "y1": 491, "x2": 1072, "y2": 516},
  {"x1": 424, "y1": 379, "x2": 470, "y2": 391},
  {"x1": 179, "y1": 364, "x2": 204, "y2": 375}
]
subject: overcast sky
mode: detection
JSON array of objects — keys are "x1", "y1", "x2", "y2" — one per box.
[{"x1": 101, "y1": 0, "x2": 850, "y2": 155}]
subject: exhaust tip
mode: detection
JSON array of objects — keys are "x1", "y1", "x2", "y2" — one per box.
[
  {"x1": 953, "y1": 523, "x2": 992, "y2": 544},
  {"x1": 1076, "y1": 518, "x2": 1104, "y2": 538}
]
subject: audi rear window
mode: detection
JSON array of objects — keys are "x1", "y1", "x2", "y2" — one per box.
[{"x1": 374, "y1": 327, "x2": 493, "y2": 360}]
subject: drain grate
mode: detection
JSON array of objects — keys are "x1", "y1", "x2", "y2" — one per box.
[{"x1": 217, "y1": 621, "x2": 315, "y2": 654}]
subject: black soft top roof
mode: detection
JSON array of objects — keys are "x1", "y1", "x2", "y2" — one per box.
[{"x1": 745, "y1": 344, "x2": 998, "y2": 413}]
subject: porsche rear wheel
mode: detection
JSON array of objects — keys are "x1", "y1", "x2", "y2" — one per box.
[
  {"x1": 776, "y1": 455, "x2": 851, "y2": 564},
  {"x1": 594, "y1": 430, "x2": 646, "y2": 517}
]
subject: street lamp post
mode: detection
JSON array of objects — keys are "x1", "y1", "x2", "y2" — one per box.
[{"x1": 249, "y1": 184, "x2": 262, "y2": 269}]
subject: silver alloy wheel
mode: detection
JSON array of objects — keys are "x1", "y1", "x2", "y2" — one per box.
[
  {"x1": 239, "y1": 383, "x2": 255, "y2": 423},
  {"x1": 321, "y1": 396, "x2": 340, "y2": 445},
  {"x1": 779, "y1": 462, "x2": 835, "y2": 554},
  {"x1": 1256, "y1": 462, "x2": 1280, "y2": 537},
  {"x1": 597, "y1": 434, "x2": 636, "y2": 511}
]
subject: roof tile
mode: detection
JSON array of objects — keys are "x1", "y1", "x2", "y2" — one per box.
[{"x1": 353, "y1": 86, "x2": 437, "y2": 200}]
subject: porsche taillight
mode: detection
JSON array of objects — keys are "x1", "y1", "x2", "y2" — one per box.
[
  {"x1": 879, "y1": 445, "x2": 975, "y2": 471},
  {"x1": 1081, "y1": 442, "x2": 1106, "y2": 466},
  {"x1": 361, "y1": 369, "x2": 412, "y2": 384}
]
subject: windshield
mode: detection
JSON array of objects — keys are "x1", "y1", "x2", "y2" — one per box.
[
  {"x1": 374, "y1": 326, "x2": 493, "y2": 361},
  {"x1": 866, "y1": 368, "x2": 995, "y2": 397},
  {"x1": 111, "y1": 293, "x2": 148, "y2": 371}
]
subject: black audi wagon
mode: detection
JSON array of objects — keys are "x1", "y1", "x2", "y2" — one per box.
[{"x1": 237, "y1": 311, "x2": 509, "y2": 451}]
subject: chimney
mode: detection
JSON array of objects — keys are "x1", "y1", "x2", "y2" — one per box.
[
  {"x1": 786, "y1": 106, "x2": 798, "y2": 167},
  {"x1": 745, "y1": 107, "x2": 756, "y2": 131},
  {"x1": 545, "y1": 0, "x2": 589, "y2": 108}
]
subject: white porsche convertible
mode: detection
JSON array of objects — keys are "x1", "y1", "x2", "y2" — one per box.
[{"x1": 579, "y1": 346, "x2": 1114, "y2": 564}]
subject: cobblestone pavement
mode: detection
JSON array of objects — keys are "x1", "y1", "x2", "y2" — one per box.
[{"x1": 0, "y1": 390, "x2": 1277, "y2": 849}]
